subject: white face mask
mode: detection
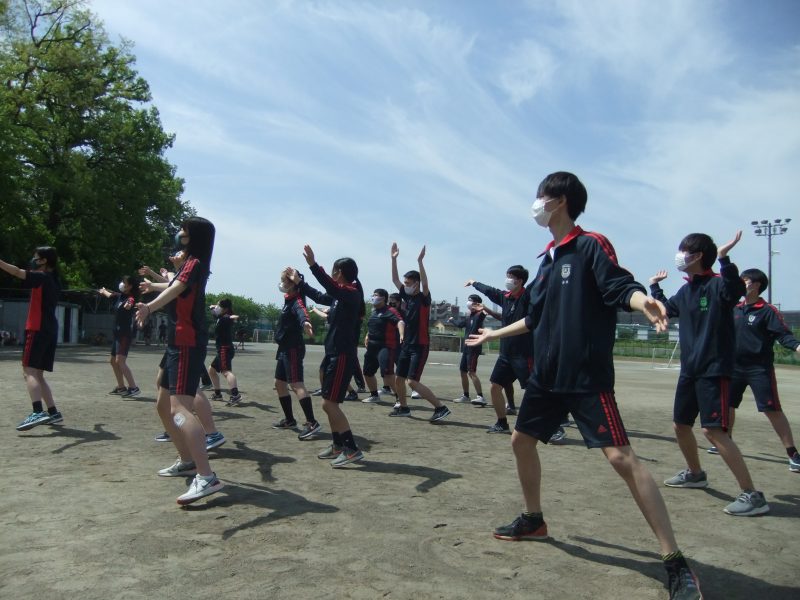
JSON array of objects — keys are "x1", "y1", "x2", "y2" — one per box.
[
  {"x1": 118, "y1": 282, "x2": 126, "y2": 293},
  {"x1": 505, "y1": 278, "x2": 517, "y2": 291},
  {"x1": 466, "y1": 301, "x2": 474, "y2": 311},
  {"x1": 370, "y1": 296, "x2": 382, "y2": 306},
  {"x1": 530, "y1": 197, "x2": 554, "y2": 227},
  {"x1": 278, "y1": 281, "x2": 290, "y2": 293},
  {"x1": 675, "y1": 252, "x2": 698, "y2": 272},
  {"x1": 403, "y1": 284, "x2": 416, "y2": 295},
  {"x1": 211, "y1": 306, "x2": 222, "y2": 317}
]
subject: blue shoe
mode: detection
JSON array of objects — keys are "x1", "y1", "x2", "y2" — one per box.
[
  {"x1": 205, "y1": 431, "x2": 226, "y2": 451},
  {"x1": 47, "y1": 411, "x2": 64, "y2": 425},
  {"x1": 16, "y1": 411, "x2": 51, "y2": 431}
]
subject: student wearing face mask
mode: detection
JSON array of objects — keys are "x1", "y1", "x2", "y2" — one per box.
[
  {"x1": 98, "y1": 275, "x2": 141, "y2": 398},
  {"x1": 1, "y1": 247, "x2": 64, "y2": 432},
  {"x1": 362, "y1": 288, "x2": 405, "y2": 403},
  {"x1": 272, "y1": 268, "x2": 320, "y2": 440},
  {"x1": 467, "y1": 172, "x2": 702, "y2": 600},
  {"x1": 390, "y1": 243, "x2": 451, "y2": 422},
  {"x1": 208, "y1": 298, "x2": 241, "y2": 406},
  {"x1": 288, "y1": 246, "x2": 365, "y2": 467},
  {"x1": 465, "y1": 266, "x2": 545, "y2": 435},
  {"x1": 448, "y1": 294, "x2": 487, "y2": 406},
  {"x1": 650, "y1": 232, "x2": 770, "y2": 519}
]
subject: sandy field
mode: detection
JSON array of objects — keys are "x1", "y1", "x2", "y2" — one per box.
[{"x1": 1, "y1": 343, "x2": 798, "y2": 600}]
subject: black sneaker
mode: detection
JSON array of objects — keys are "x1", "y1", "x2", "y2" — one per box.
[
  {"x1": 388, "y1": 406, "x2": 411, "y2": 417},
  {"x1": 226, "y1": 393, "x2": 243, "y2": 406},
  {"x1": 493, "y1": 514, "x2": 548, "y2": 541},
  {"x1": 298, "y1": 421, "x2": 322, "y2": 440},
  {"x1": 46, "y1": 411, "x2": 64, "y2": 426},
  {"x1": 430, "y1": 405, "x2": 452, "y2": 423},
  {"x1": 667, "y1": 567, "x2": 702, "y2": 600},
  {"x1": 209, "y1": 392, "x2": 224, "y2": 401},
  {"x1": 311, "y1": 388, "x2": 323, "y2": 397},
  {"x1": 109, "y1": 386, "x2": 127, "y2": 395},
  {"x1": 486, "y1": 422, "x2": 510, "y2": 434},
  {"x1": 272, "y1": 418, "x2": 297, "y2": 429},
  {"x1": 505, "y1": 405, "x2": 517, "y2": 416},
  {"x1": 122, "y1": 386, "x2": 141, "y2": 398},
  {"x1": 344, "y1": 390, "x2": 359, "y2": 401}
]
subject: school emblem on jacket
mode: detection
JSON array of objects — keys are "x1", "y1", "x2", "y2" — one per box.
[
  {"x1": 561, "y1": 264, "x2": 571, "y2": 279},
  {"x1": 748, "y1": 315, "x2": 756, "y2": 323}
]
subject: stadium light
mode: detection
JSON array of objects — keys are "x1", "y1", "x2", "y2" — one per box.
[{"x1": 751, "y1": 218, "x2": 791, "y2": 304}]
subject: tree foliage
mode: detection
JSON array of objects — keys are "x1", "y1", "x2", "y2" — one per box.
[
  {"x1": 206, "y1": 291, "x2": 272, "y2": 332},
  {"x1": 0, "y1": 0, "x2": 191, "y2": 289}
]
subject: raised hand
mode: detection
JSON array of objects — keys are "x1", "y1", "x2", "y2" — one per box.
[
  {"x1": 302, "y1": 245, "x2": 315, "y2": 266},
  {"x1": 642, "y1": 297, "x2": 668, "y2": 333},
  {"x1": 718, "y1": 230, "x2": 742, "y2": 258},
  {"x1": 464, "y1": 279, "x2": 475, "y2": 287},
  {"x1": 649, "y1": 270, "x2": 668, "y2": 285},
  {"x1": 391, "y1": 242, "x2": 399, "y2": 259},
  {"x1": 418, "y1": 245, "x2": 426, "y2": 262}
]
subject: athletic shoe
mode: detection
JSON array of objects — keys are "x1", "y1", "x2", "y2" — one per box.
[
  {"x1": 356, "y1": 387, "x2": 367, "y2": 394},
  {"x1": 154, "y1": 431, "x2": 171, "y2": 442},
  {"x1": 667, "y1": 567, "x2": 702, "y2": 600},
  {"x1": 790, "y1": 453, "x2": 800, "y2": 473},
  {"x1": 46, "y1": 411, "x2": 64, "y2": 425},
  {"x1": 393, "y1": 400, "x2": 401, "y2": 409},
  {"x1": 378, "y1": 388, "x2": 394, "y2": 397},
  {"x1": 122, "y1": 386, "x2": 141, "y2": 398},
  {"x1": 311, "y1": 388, "x2": 323, "y2": 396},
  {"x1": 664, "y1": 469, "x2": 709, "y2": 489},
  {"x1": 706, "y1": 446, "x2": 719, "y2": 455},
  {"x1": 362, "y1": 394, "x2": 380, "y2": 403},
  {"x1": 331, "y1": 448, "x2": 364, "y2": 468},
  {"x1": 549, "y1": 427, "x2": 567, "y2": 444},
  {"x1": 16, "y1": 411, "x2": 51, "y2": 431},
  {"x1": 205, "y1": 431, "x2": 226, "y2": 450},
  {"x1": 209, "y1": 392, "x2": 224, "y2": 401},
  {"x1": 177, "y1": 473, "x2": 224, "y2": 505},
  {"x1": 199, "y1": 383, "x2": 213, "y2": 391},
  {"x1": 388, "y1": 406, "x2": 411, "y2": 417},
  {"x1": 109, "y1": 386, "x2": 127, "y2": 395},
  {"x1": 487, "y1": 422, "x2": 510, "y2": 434},
  {"x1": 471, "y1": 395, "x2": 488, "y2": 406},
  {"x1": 226, "y1": 393, "x2": 243, "y2": 406},
  {"x1": 344, "y1": 390, "x2": 359, "y2": 401},
  {"x1": 560, "y1": 418, "x2": 571, "y2": 427},
  {"x1": 505, "y1": 405, "x2": 517, "y2": 416},
  {"x1": 453, "y1": 394, "x2": 470, "y2": 403},
  {"x1": 493, "y1": 514, "x2": 549, "y2": 541},
  {"x1": 272, "y1": 418, "x2": 297, "y2": 429},
  {"x1": 318, "y1": 444, "x2": 343, "y2": 459},
  {"x1": 723, "y1": 490, "x2": 770, "y2": 516},
  {"x1": 298, "y1": 421, "x2": 322, "y2": 440},
  {"x1": 158, "y1": 458, "x2": 197, "y2": 477},
  {"x1": 410, "y1": 390, "x2": 421, "y2": 399},
  {"x1": 430, "y1": 405, "x2": 452, "y2": 422}
]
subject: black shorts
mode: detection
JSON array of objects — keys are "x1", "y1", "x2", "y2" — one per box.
[
  {"x1": 490, "y1": 354, "x2": 532, "y2": 387},
  {"x1": 516, "y1": 382, "x2": 629, "y2": 448},
  {"x1": 730, "y1": 365, "x2": 782, "y2": 412},
  {"x1": 673, "y1": 375, "x2": 731, "y2": 429},
  {"x1": 211, "y1": 344, "x2": 235, "y2": 373},
  {"x1": 275, "y1": 346, "x2": 305, "y2": 383},
  {"x1": 459, "y1": 349, "x2": 480, "y2": 373},
  {"x1": 363, "y1": 344, "x2": 398, "y2": 377},
  {"x1": 320, "y1": 353, "x2": 355, "y2": 403},
  {"x1": 158, "y1": 350, "x2": 168, "y2": 369},
  {"x1": 111, "y1": 335, "x2": 132, "y2": 358},
  {"x1": 396, "y1": 343, "x2": 429, "y2": 381},
  {"x1": 22, "y1": 329, "x2": 57, "y2": 372},
  {"x1": 159, "y1": 345, "x2": 207, "y2": 397}
]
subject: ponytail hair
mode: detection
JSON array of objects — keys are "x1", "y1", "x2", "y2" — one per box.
[{"x1": 332, "y1": 257, "x2": 364, "y2": 318}]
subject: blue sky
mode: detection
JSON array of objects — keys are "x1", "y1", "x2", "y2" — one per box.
[{"x1": 92, "y1": 0, "x2": 800, "y2": 310}]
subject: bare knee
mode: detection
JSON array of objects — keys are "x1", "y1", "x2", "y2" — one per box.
[{"x1": 511, "y1": 430, "x2": 536, "y2": 455}]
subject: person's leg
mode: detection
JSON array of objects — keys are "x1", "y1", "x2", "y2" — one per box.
[
  {"x1": 110, "y1": 354, "x2": 124, "y2": 388},
  {"x1": 765, "y1": 411, "x2": 797, "y2": 450},
  {"x1": 490, "y1": 382, "x2": 507, "y2": 420},
  {"x1": 511, "y1": 430, "x2": 542, "y2": 512},
  {"x1": 459, "y1": 370, "x2": 469, "y2": 396},
  {"x1": 156, "y1": 385, "x2": 191, "y2": 459},
  {"x1": 468, "y1": 370, "x2": 483, "y2": 397},
  {"x1": 604, "y1": 445, "x2": 678, "y2": 555},
  {"x1": 703, "y1": 427, "x2": 755, "y2": 490},
  {"x1": 116, "y1": 355, "x2": 137, "y2": 389},
  {"x1": 208, "y1": 365, "x2": 221, "y2": 390},
  {"x1": 191, "y1": 392, "x2": 217, "y2": 435},
  {"x1": 674, "y1": 423, "x2": 703, "y2": 473},
  {"x1": 408, "y1": 346, "x2": 443, "y2": 408}
]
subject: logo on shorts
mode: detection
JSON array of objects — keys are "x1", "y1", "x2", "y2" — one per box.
[
  {"x1": 597, "y1": 424, "x2": 607, "y2": 434},
  {"x1": 699, "y1": 296, "x2": 708, "y2": 312}
]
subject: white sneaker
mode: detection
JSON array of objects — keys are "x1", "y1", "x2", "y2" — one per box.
[
  {"x1": 453, "y1": 394, "x2": 470, "y2": 403},
  {"x1": 470, "y1": 395, "x2": 488, "y2": 406},
  {"x1": 158, "y1": 458, "x2": 197, "y2": 477},
  {"x1": 410, "y1": 390, "x2": 421, "y2": 399},
  {"x1": 362, "y1": 394, "x2": 380, "y2": 403},
  {"x1": 176, "y1": 473, "x2": 224, "y2": 505}
]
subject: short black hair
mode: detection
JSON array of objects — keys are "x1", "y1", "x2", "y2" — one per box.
[
  {"x1": 373, "y1": 288, "x2": 389, "y2": 301},
  {"x1": 403, "y1": 270, "x2": 420, "y2": 282},
  {"x1": 536, "y1": 171, "x2": 587, "y2": 220},
  {"x1": 741, "y1": 268, "x2": 768, "y2": 293},
  {"x1": 219, "y1": 298, "x2": 233, "y2": 311},
  {"x1": 468, "y1": 294, "x2": 482, "y2": 303},
  {"x1": 678, "y1": 233, "x2": 717, "y2": 270},
  {"x1": 506, "y1": 265, "x2": 528, "y2": 285}
]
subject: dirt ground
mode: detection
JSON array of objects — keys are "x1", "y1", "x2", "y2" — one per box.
[{"x1": 1, "y1": 343, "x2": 798, "y2": 600}]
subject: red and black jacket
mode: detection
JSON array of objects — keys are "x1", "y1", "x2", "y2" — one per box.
[
  {"x1": 734, "y1": 299, "x2": 800, "y2": 366},
  {"x1": 472, "y1": 282, "x2": 532, "y2": 358}
]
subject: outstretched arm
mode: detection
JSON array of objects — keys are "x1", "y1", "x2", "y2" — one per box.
[
  {"x1": 0, "y1": 258, "x2": 25, "y2": 280},
  {"x1": 135, "y1": 281, "x2": 186, "y2": 328},
  {"x1": 391, "y1": 242, "x2": 402, "y2": 291},
  {"x1": 418, "y1": 245, "x2": 429, "y2": 295},
  {"x1": 629, "y1": 291, "x2": 669, "y2": 333},
  {"x1": 465, "y1": 318, "x2": 529, "y2": 346}
]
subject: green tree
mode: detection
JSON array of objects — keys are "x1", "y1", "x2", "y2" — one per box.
[{"x1": 0, "y1": 0, "x2": 191, "y2": 288}]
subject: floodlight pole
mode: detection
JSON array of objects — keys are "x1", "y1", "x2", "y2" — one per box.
[{"x1": 750, "y1": 218, "x2": 791, "y2": 304}]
